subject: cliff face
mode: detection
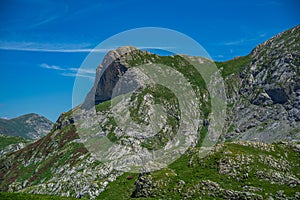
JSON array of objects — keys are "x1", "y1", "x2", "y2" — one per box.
[
  {"x1": 83, "y1": 46, "x2": 137, "y2": 109},
  {"x1": 225, "y1": 25, "x2": 300, "y2": 143}
]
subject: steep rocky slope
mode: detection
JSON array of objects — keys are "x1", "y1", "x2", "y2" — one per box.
[
  {"x1": 0, "y1": 111, "x2": 121, "y2": 199},
  {"x1": 0, "y1": 113, "x2": 53, "y2": 140},
  {"x1": 224, "y1": 25, "x2": 300, "y2": 142},
  {"x1": 0, "y1": 25, "x2": 299, "y2": 199}
]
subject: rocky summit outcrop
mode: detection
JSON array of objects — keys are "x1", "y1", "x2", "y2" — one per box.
[
  {"x1": 83, "y1": 46, "x2": 138, "y2": 109},
  {"x1": 225, "y1": 24, "x2": 300, "y2": 143},
  {"x1": 0, "y1": 113, "x2": 53, "y2": 140}
]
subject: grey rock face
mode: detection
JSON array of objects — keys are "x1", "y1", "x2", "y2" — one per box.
[
  {"x1": 82, "y1": 46, "x2": 138, "y2": 109},
  {"x1": 265, "y1": 87, "x2": 288, "y2": 104},
  {"x1": 226, "y1": 25, "x2": 300, "y2": 143},
  {"x1": 0, "y1": 141, "x2": 28, "y2": 157}
]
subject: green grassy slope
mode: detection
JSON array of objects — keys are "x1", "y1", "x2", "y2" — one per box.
[
  {"x1": 215, "y1": 55, "x2": 251, "y2": 77},
  {"x1": 0, "y1": 135, "x2": 29, "y2": 150},
  {"x1": 0, "y1": 192, "x2": 80, "y2": 200},
  {"x1": 97, "y1": 141, "x2": 300, "y2": 199}
]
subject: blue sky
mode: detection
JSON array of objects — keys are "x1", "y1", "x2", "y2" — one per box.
[{"x1": 0, "y1": 0, "x2": 299, "y2": 122}]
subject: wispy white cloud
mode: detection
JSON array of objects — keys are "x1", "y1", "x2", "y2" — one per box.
[
  {"x1": 1, "y1": 47, "x2": 99, "y2": 53},
  {"x1": 259, "y1": 33, "x2": 266, "y2": 37},
  {"x1": 61, "y1": 72, "x2": 95, "y2": 80},
  {"x1": 256, "y1": 1, "x2": 282, "y2": 6},
  {"x1": 139, "y1": 46, "x2": 176, "y2": 50},
  {"x1": 0, "y1": 41, "x2": 113, "y2": 53},
  {"x1": 0, "y1": 41, "x2": 175, "y2": 53},
  {"x1": 68, "y1": 68, "x2": 95, "y2": 74},
  {"x1": 27, "y1": 11, "x2": 64, "y2": 29},
  {"x1": 215, "y1": 55, "x2": 224, "y2": 58},
  {"x1": 222, "y1": 33, "x2": 267, "y2": 46},
  {"x1": 40, "y1": 63, "x2": 65, "y2": 71},
  {"x1": 223, "y1": 38, "x2": 257, "y2": 46},
  {"x1": 40, "y1": 63, "x2": 95, "y2": 79}
]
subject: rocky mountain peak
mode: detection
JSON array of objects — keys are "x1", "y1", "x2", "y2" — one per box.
[
  {"x1": 83, "y1": 46, "x2": 142, "y2": 109},
  {"x1": 0, "y1": 113, "x2": 53, "y2": 140},
  {"x1": 98, "y1": 46, "x2": 137, "y2": 70},
  {"x1": 251, "y1": 24, "x2": 299, "y2": 57}
]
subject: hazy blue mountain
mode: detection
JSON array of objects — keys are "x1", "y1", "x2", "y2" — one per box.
[{"x1": 0, "y1": 113, "x2": 53, "y2": 140}]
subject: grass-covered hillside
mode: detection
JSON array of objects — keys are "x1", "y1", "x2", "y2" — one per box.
[
  {"x1": 0, "y1": 134, "x2": 29, "y2": 150},
  {"x1": 0, "y1": 192, "x2": 80, "y2": 200},
  {"x1": 97, "y1": 141, "x2": 300, "y2": 199}
]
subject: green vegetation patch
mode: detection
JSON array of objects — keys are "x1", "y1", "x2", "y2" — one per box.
[
  {"x1": 0, "y1": 135, "x2": 29, "y2": 150},
  {"x1": 96, "y1": 173, "x2": 137, "y2": 200},
  {"x1": 216, "y1": 55, "x2": 251, "y2": 77},
  {"x1": 98, "y1": 142, "x2": 300, "y2": 199},
  {"x1": 0, "y1": 192, "x2": 79, "y2": 200}
]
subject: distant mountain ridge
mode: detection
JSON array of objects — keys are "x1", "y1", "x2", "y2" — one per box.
[{"x1": 0, "y1": 113, "x2": 53, "y2": 140}]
